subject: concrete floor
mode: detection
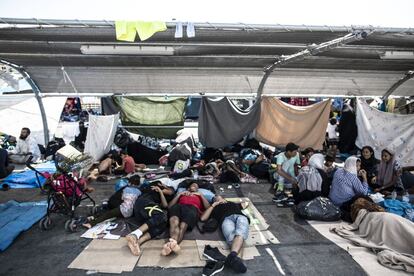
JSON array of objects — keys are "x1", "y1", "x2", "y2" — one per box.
[{"x1": 0, "y1": 180, "x2": 366, "y2": 276}]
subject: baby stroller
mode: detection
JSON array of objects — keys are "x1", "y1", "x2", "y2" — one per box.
[{"x1": 26, "y1": 156, "x2": 96, "y2": 232}]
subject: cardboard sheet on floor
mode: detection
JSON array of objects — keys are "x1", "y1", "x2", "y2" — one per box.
[
  {"x1": 137, "y1": 239, "x2": 205, "y2": 268},
  {"x1": 308, "y1": 220, "x2": 409, "y2": 276},
  {"x1": 195, "y1": 240, "x2": 260, "y2": 261},
  {"x1": 226, "y1": 197, "x2": 270, "y2": 231},
  {"x1": 68, "y1": 238, "x2": 139, "y2": 274}
]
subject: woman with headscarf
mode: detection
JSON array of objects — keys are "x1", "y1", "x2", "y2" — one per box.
[
  {"x1": 329, "y1": 156, "x2": 369, "y2": 207},
  {"x1": 329, "y1": 156, "x2": 369, "y2": 221},
  {"x1": 293, "y1": 153, "x2": 331, "y2": 204},
  {"x1": 374, "y1": 149, "x2": 402, "y2": 194},
  {"x1": 359, "y1": 146, "x2": 379, "y2": 188}
]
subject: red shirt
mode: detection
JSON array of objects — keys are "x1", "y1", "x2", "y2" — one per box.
[
  {"x1": 123, "y1": 156, "x2": 136, "y2": 174},
  {"x1": 179, "y1": 194, "x2": 203, "y2": 213}
]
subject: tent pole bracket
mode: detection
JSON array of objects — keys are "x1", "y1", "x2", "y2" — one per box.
[{"x1": 256, "y1": 29, "x2": 372, "y2": 98}]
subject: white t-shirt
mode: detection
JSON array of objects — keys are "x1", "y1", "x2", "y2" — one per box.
[{"x1": 326, "y1": 123, "x2": 338, "y2": 140}]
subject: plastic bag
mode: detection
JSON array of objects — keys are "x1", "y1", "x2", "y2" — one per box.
[{"x1": 294, "y1": 197, "x2": 341, "y2": 221}]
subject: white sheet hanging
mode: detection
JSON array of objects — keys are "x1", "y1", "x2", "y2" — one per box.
[
  {"x1": 0, "y1": 97, "x2": 66, "y2": 145},
  {"x1": 84, "y1": 114, "x2": 119, "y2": 161},
  {"x1": 356, "y1": 99, "x2": 414, "y2": 167}
]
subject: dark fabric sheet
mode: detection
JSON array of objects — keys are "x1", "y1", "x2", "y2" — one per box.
[
  {"x1": 101, "y1": 97, "x2": 121, "y2": 115},
  {"x1": 127, "y1": 142, "x2": 167, "y2": 165},
  {"x1": 198, "y1": 97, "x2": 261, "y2": 148}
]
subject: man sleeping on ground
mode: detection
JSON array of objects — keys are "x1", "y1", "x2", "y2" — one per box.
[
  {"x1": 161, "y1": 182, "x2": 210, "y2": 256},
  {"x1": 201, "y1": 196, "x2": 250, "y2": 273}
]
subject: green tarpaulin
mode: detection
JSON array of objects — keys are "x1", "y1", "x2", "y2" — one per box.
[{"x1": 114, "y1": 96, "x2": 187, "y2": 138}]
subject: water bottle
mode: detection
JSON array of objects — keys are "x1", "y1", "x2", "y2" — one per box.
[{"x1": 391, "y1": 190, "x2": 397, "y2": 200}]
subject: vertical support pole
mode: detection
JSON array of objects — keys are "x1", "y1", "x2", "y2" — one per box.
[{"x1": 1, "y1": 60, "x2": 50, "y2": 145}]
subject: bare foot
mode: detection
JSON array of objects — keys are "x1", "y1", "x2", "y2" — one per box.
[
  {"x1": 161, "y1": 242, "x2": 173, "y2": 256},
  {"x1": 169, "y1": 238, "x2": 181, "y2": 253},
  {"x1": 126, "y1": 234, "x2": 141, "y2": 256},
  {"x1": 82, "y1": 223, "x2": 92, "y2": 229}
]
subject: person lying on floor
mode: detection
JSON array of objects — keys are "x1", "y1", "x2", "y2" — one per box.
[
  {"x1": 373, "y1": 148, "x2": 404, "y2": 194},
  {"x1": 272, "y1": 142, "x2": 300, "y2": 203},
  {"x1": 359, "y1": 146, "x2": 379, "y2": 188},
  {"x1": 82, "y1": 175, "x2": 141, "y2": 228},
  {"x1": 162, "y1": 182, "x2": 210, "y2": 256},
  {"x1": 200, "y1": 196, "x2": 249, "y2": 273},
  {"x1": 87, "y1": 151, "x2": 122, "y2": 181},
  {"x1": 218, "y1": 159, "x2": 246, "y2": 183},
  {"x1": 125, "y1": 182, "x2": 172, "y2": 256},
  {"x1": 7, "y1": 127, "x2": 41, "y2": 164},
  {"x1": 329, "y1": 156, "x2": 369, "y2": 222},
  {"x1": 0, "y1": 148, "x2": 14, "y2": 179},
  {"x1": 293, "y1": 153, "x2": 331, "y2": 205},
  {"x1": 242, "y1": 152, "x2": 270, "y2": 179}
]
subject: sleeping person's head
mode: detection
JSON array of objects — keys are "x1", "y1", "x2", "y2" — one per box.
[
  {"x1": 188, "y1": 182, "x2": 199, "y2": 192},
  {"x1": 129, "y1": 175, "x2": 141, "y2": 186}
]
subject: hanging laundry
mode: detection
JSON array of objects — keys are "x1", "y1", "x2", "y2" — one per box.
[
  {"x1": 174, "y1": 21, "x2": 183, "y2": 38},
  {"x1": 115, "y1": 21, "x2": 167, "y2": 41},
  {"x1": 198, "y1": 97, "x2": 261, "y2": 148},
  {"x1": 386, "y1": 98, "x2": 396, "y2": 113},
  {"x1": 355, "y1": 99, "x2": 414, "y2": 167},
  {"x1": 84, "y1": 114, "x2": 119, "y2": 161},
  {"x1": 186, "y1": 22, "x2": 195, "y2": 38},
  {"x1": 255, "y1": 98, "x2": 330, "y2": 150},
  {"x1": 114, "y1": 97, "x2": 187, "y2": 138},
  {"x1": 135, "y1": 21, "x2": 167, "y2": 41},
  {"x1": 115, "y1": 21, "x2": 138, "y2": 42}
]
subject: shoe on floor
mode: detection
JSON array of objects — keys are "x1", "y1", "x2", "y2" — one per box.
[
  {"x1": 202, "y1": 260, "x2": 225, "y2": 276},
  {"x1": 272, "y1": 191, "x2": 288, "y2": 203},
  {"x1": 203, "y1": 245, "x2": 226, "y2": 262},
  {"x1": 226, "y1": 252, "x2": 247, "y2": 273}
]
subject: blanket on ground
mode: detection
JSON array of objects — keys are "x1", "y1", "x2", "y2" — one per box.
[
  {"x1": 0, "y1": 200, "x2": 47, "y2": 251},
  {"x1": 330, "y1": 209, "x2": 414, "y2": 272}
]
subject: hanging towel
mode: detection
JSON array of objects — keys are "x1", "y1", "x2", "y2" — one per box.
[
  {"x1": 115, "y1": 21, "x2": 138, "y2": 42},
  {"x1": 135, "y1": 21, "x2": 167, "y2": 41},
  {"x1": 186, "y1": 22, "x2": 195, "y2": 38},
  {"x1": 174, "y1": 21, "x2": 183, "y2": 38},
  {"x1": 84, "y1": 114, "x2": 119, "y2": 161},
  {"x1": 255, "y1": 98, "x2": 330, "y2": 150},
  {"x1": 355, "y1": 99, "x2": 414, "y2": 167},
  {"x1": 198, "y1": 97, "x2": 261, "y2": 148}
]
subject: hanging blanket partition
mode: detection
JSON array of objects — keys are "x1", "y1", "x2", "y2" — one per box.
[
  {"x1": 114, "y1": 97, "x2": 187, "y2": 139},
  {"x1": 356, "y1": 99, "x2": 414, "y2": 167},
  {"x1": 84, "y1": 114, "x2": 119, "y2": 161},
  {"x1": 198, "y1": 97, "x2": 261, "y2": 148},
  {"x1": 255, "y1": 98, "x2": 330, "y2": 150}
]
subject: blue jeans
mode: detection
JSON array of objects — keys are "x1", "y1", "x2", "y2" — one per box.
[{"x1": 221, "y1": 214, "x2": 249, "y2": 244}]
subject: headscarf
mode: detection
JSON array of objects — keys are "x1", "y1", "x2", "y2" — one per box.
[
  {"x1": 360, "y1": 146, "x2": 378, "y2": 172},
  {"x1": 377, "y1": 148, "x2": 397, "y2": 186},
  {"x1": 308, "y1": 153, "x2": 325, "y2": 170},
  {"x1": 344, "y1": 156, "x2": 359, "y2": 175},
  {"x1": 297, "y1": 154, "x2": 324, "y2": 192}
]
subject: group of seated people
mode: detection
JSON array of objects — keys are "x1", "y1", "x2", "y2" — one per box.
[{"x1": 82, "y1": 175, "x2": 249, "y2": 273}]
